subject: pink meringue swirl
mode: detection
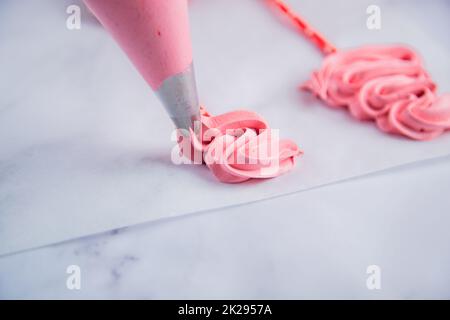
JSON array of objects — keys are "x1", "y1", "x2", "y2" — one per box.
[
  {"x1": 303, "y1": 45, "x2": 450, "y2": 140},
  {"x1": 179, "y1": 107, "x2": 302, "y2": 183}
]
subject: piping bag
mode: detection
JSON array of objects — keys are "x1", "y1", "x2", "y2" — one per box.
[
  {"x1": 267, "y1": 0, "x2": 450, "y2": 141},
  {"x1": 84, "y1": 0, "x2": 199, "y2": 131},
  {"x1": 84, "y1": 0, "x2": 301, "y2": 183}
]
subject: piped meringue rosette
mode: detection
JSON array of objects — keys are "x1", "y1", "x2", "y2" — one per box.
[
  {"x1": 177, "y1": 107, "x2": 302, "y2": 183},
  {"x1": 303, "y1": 45, "x2": 450, "y2": 141}
]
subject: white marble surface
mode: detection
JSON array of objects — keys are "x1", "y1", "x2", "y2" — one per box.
[
  {"x1": 1, "y1": 0, "x2": 450, "y2": 298},
  {"x1": 1, "y1": 156, "x2": 450, "y2": 299}
]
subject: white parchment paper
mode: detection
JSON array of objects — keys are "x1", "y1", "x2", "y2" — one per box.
[{"x1": 1, "y1": 0, "x2": 449, "y2": 255}]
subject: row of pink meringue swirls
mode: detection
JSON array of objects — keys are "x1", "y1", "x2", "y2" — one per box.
[
  {"x1": 303, "y1": 45, "x2": 450, "y2": 141},
  {"x1": 179, "y1": 107, "x2": 302, "y2": 183}
]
